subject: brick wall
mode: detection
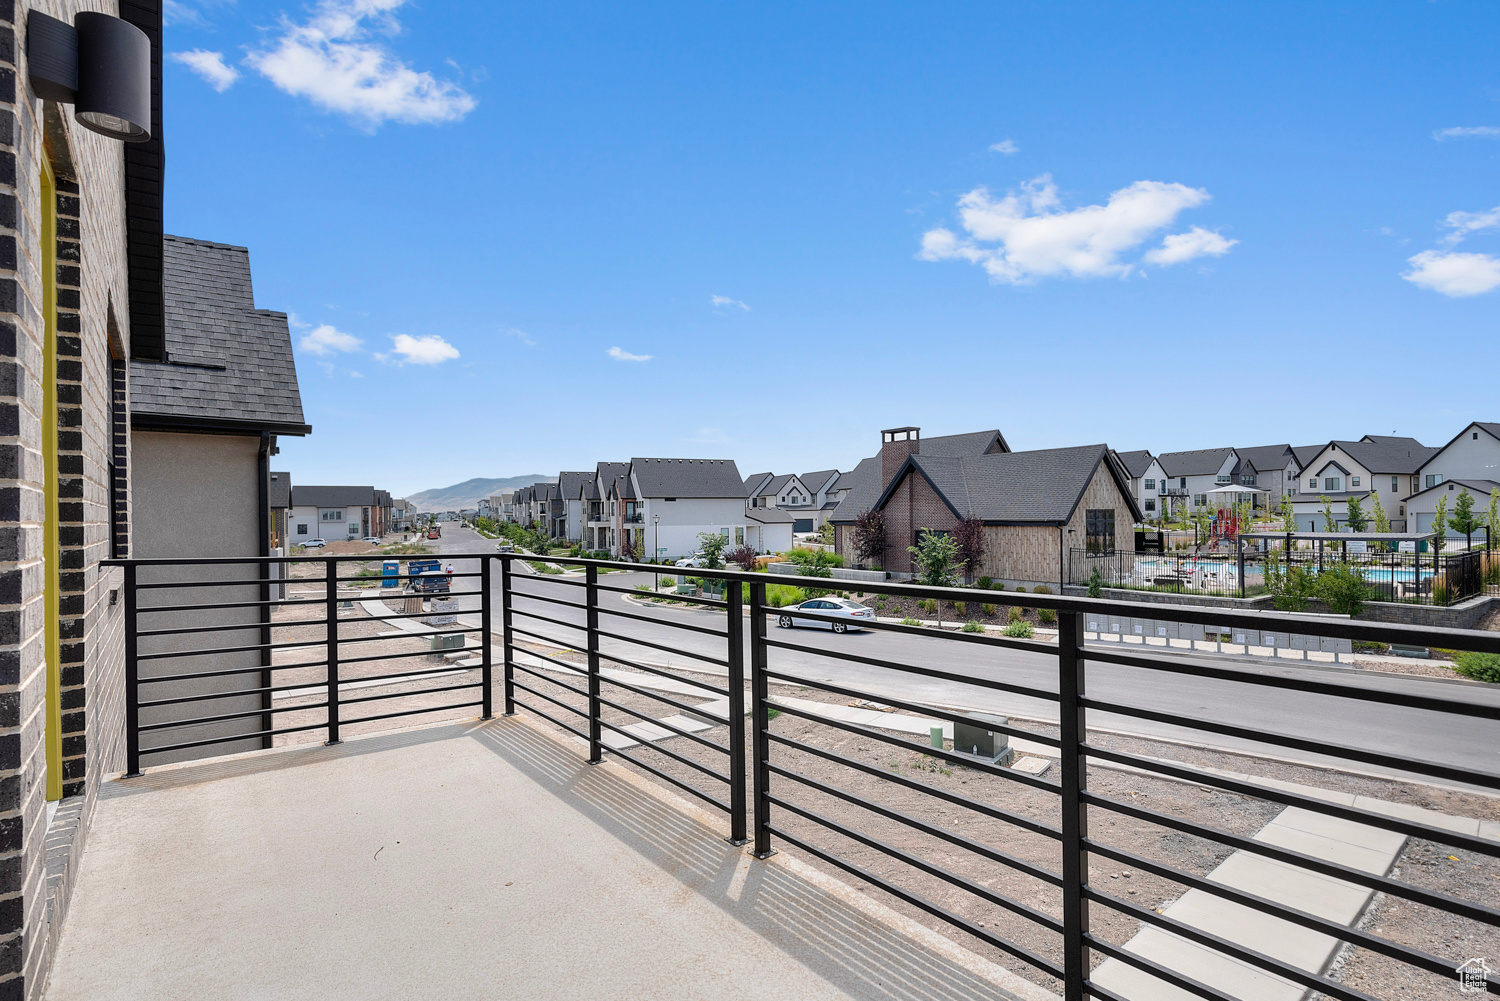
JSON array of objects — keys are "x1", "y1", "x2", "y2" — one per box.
[{"x1": 875, "y1": 468, "x2": 957, "y2": 575}]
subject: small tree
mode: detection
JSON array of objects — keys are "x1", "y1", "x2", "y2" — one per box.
[
  {"x1": 852, "y1": 510, "x2": 886, "y2": 569},
  {"x1": 1487, "y1": 488, "x2": 1500, "y2": 549},
  {"x1": 1432, "y1": 494, "x2": 1448, "y2": 553},
  {"x1": 1369, "y1": 488, "x2": 1390, "y2": 537},
  {"x1": 1320, "y1": 495, "x2": 1337, "y2": 534},
  {"x1": 1345, "y1": 495, "x2": 1367, "y2": 534},
  {"x1": 1450, "y1": 489, "x2": 1480, "y2": 549},
  {"x1": 1086, "y1": 567, "x2": 1103, "y2": 598},
  {"x1": 696, "y1": 531, "x2": 729, "y2": 569},
  {"x1": 1279, "y1": 495, "x2": 1296, "y2": 533},
  {"x1": 907, "y1": 529, "x2": 959, "y2": 588},
  {"x1": 952, "y1": 517, "x2": 986, "y2": 583},
  {"x1": 726, "y1": 545, "x2": 758, "y2": 571},
  {"x1": 1263, "y1": 549, "x2": 1316, "y2": 612},
  {"x1": 1315, "y1": 563, "x2": 1370, "y2": 616}
]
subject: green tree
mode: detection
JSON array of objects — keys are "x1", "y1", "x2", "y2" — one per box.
[
  {"x1": 1316, "y1": 562, "x2": 1370, "y2": 616},
  {"x1": 1345, "y1": 495, "x2": 1367, "y2": 533},
  {"x1": 1368, "y1": 488, "x2": 1390, "y2": 536},
  {"x1": 1487, "y1": 488, "x2": 1500, "y2": 548},
  {"x1": 1431, "y1": 494, "x2": 1448, "y2": 553},
  {"x1": 695, "y1": 531, "x2": 729, "y2": 569},
  {"x1": 1449, "y1": 489, "x2": 1480, "y2": 548},
  {"x1": 1263, "y1": 549, "x2": 1316, "y2": 612},
  {"x1": 907, "y1": 529, "x2": 959, "y2": 587},
  {"x1": 1087, "y1": 566, "x2": 1103, "y2": 598},
  {"x1": 1279, "y1": 495, "x2": 1296, "y2": 533},
  {"x1": 1320, "y1": 496, "x2": 1337, "y2": 533}
]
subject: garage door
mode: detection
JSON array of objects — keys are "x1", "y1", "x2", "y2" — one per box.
[{"x1": 793, "y1": 519, "x2": 814, "y2": 533}]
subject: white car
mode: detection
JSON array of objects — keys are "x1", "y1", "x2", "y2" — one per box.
[
  {"x1": 776, "y1": 597, "x2": 875, "y2": 633},
  {"x1": 301, "y1": 538, "x2": 327, "y2": 549},
  {"x1": 675, "y1": 554, "x2": 708, "y2": 568},
  {"x1": 363, "y1": 537, "x2": 381, "y2": 545}
]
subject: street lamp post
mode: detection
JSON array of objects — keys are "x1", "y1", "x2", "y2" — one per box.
[{"x1": 654, "y1": 514, "x2": 660, "y2": 592}]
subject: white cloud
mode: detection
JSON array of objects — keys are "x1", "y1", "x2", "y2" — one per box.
[
  {"x1": 919, "y1": 174, "x2": 1227, "y2": 282},
  {"x1": 385, "y1": 333, "x2": 460, "y2": 364},
  {"x1": 298, "y1": 323, "x2": 362, "y2": 355},
  {"x1": 1441, "y1": 205, "x2": 1500, "y2": 244},
  {"x1": 163, "y1": 0, "x2": 208, "y2": 27},
  {"x1": 1433, "y1": 126, "x2": 1500, "y2": 141},
  {"x1": 607, "y1": 347, "x2": 652, "y2": 362},
  {"x1": 710, "y1": 295, "x2": 750, "y2": 311},
  {"x1": 1143, "y1": 226, "x2": 1238, "y2": 265},
  {"x1": 246, "y1": 0, "x2": 477, "y2": 127},
  {"x1": 505, "y1": 328, "x2": 536, "y2": 347},
  {"x1": 171, "y1": 50, "x2": 240, "y2": 91},
  {"x1": 1402, "y1": 250, "x2": 1500, "y2": 297},
  {"x1": 988, "y1": 139, "x2": 1019, "y2": 155}
]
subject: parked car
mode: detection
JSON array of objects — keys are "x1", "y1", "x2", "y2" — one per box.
[
  {"x1": 776, "y1": 597, "x2": 875, "y2": 633},
  {"x1": 301, "y1": 539, "x2": 327, "y2": 549},
  {"x1": 363, "y1": 536, "x2": 381, "y2": 545},
  {"x1": 411, "y1": 571, "x2": 451, "y2": 595},
  {"x1": 675, "y1": 554, "x2": 716, "y2": 568}
]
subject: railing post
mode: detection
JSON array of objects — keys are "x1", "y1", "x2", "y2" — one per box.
[
  {"x1": 325, "y1": 558, "x2": 341, "y2": 745},
  {"x1": 749, "y1": 580, "x2": 775, "y2": 859},
  {"x1": 1058, "y1": 610, "x2": 1090, "y2": 1001},
  {"x1": 586, "y1": 564, "x2": 603, "y2": 764},
  {"x1": 725, "y1": 574, "x2": 748, "y2": 845},
  {"x1": 501, "y1": 557, "x2": 516, "y2": 715},
  {"x1": 480, "y1": 557, "x2": 494, "y2": 720},
  {"x1": 123, "y1": 562, "x2": 142, "y2": 778}
]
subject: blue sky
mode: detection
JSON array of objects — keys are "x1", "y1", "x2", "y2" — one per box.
[{"x1": 162, "y1": 0, "x2": 1500, "y2": 496}]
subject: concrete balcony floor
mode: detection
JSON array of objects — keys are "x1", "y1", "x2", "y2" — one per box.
[{"x1": 44, "y1": 717, "x2": 1052, "y2": 1001}]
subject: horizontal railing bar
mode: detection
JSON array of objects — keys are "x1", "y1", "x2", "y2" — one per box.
[
  {"x1": 321, "y1": 627, "x2": 476, "y2": 647},
  {"x1": 512, "y1": 662, "x2": 591, "y2": 701},
  {"x1": 510, "y1": 572, "x2": 587, "y2": 588},
  {"x1": 139, "y1": 661, "x2": 327, "y2": 685},
  {"x1": 1083, "y1": 645, "x2": 1500, "y2": 721},
  {"x1": 596, "y1": 602, "x2": 729, "y2": 638},
  {"x1": 592, "y1": 626, "x2": 731, "y2": 669},
  {"x1": 136, "y1": 636, "x2": 331, "y2": 661},
  {"x1": 511, "y1": 677, "x2": 592, "y2": 720},
  {"x1": 769, "y1": 761, "x2": 1061, "y2": 886},
  {"x1": 108, "y1": 554, "x2": 492, "y2": 566},
  {"x1": 1084, "y1": 790, "x2": 1500, "y2": 927},
  {"x1": 763, "y1": 671, "x2": 1062, "y2": 749},
  {"x1": 602, "y1": 742, "x2": 732, "y2": 814},
  {"x1": 592, "y1": 689, "x2": 733, "y2": 757},
  {"x1": 334, "y1": 646, "x2": 476, "y2": 669},
  {"x1": 337, "y1": 681, "x2": 483, "y2": 708},
  {"x1": 511, "y1": 643, "x2": 589, "y2": 678},
  {"x1": 509, "y1": 606, "x2": 587, "y2": 633},
  {"x1": 507, "y1": 624, "x2": 587, "y2": 652},
  {"x1": 340, "y1": 699, "x2": 484, "y2": 728},
  {"x1": 332, "y1": 571, "x2": 483, "y2": 583},
  {"x1": 1085, "y1": 838, "x2": 1484, "y2": 988},
  {"x1": 597, "y1": 674, "x2": 736, "y2": 733},
  {"x1": 138, "y1": 680, "x2": 320, "y2": 709},
  {"x1": 351, "y1": 608, "x2": 485, "y2": 626},
  {"x1": 769, "y1": 792, "x2": 1063, "y2": 932},
  {"x1": 762, "y1": 640, "x2": 1060, "y2": 704},
  {"x1": 767, "y1": 731, "x2": 1063, "y2": 841},
  {"x1": 133, "y1": 577, "x2": 327, "y2": 590},
  {"x1": 139, "y1": 721, "x2": 331, "y2": 757},
  {"x1": 1081, "y1": 695, "x2": 1500, "y2": 791},
  {"x1": 765, "y1": 824, "x2": 1065, "y2": 981},
  {"x1": 508, "y1": 589, "x2": 589, "y2": 612},
  {"x1": 595, "y1": 716, "x2": 732, "y2": 784},
  {"x1": 137, "y1": 596, "x2": 323, "y2": 614},
  {"x1": 598, "y1": 583, "x2": 728, "y2": 609},
  {"x1": 136, "y1": 617, "x2": 328, "y2": 638},
  {"x1": 767, "y1": 701, "x2": 1059, "y2": 795},
  {"x1": 1082, "y1": 934, "x2": 1247, "y2": 1001},
  {"x1": 765, "y1": 606, "x2": 1058, "y2": 654},
  {"x1": 138, "y1": 700, "x2": 330, "y2": 733},
  {"x1": 1086, "y1": 743, "x2": 1500, "y2": 858},
  {"x1": 596, "y1": 649, "x2": 732, "y2": 697},
  {"x1": 511, "y1": 697, "x2": 592, "y2": 743},
  {"x1": 343, "y1": 663, "x2": 481, "y2": 688}
]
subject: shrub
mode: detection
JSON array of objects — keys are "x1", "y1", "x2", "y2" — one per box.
[
  {"x1": 660, "y1": 576, "x2": 675, "y2": 587},
  {"x1": 1008, "y1": 606, "x2": 1023, "y2": 623},
  {"x1": 1087, "y1": 567, "x2": 1103, "y2": 598},
  {"x1": 901, "y1": 617, "x2": 922, "y2": 626},
  {"x1": 982, "y1": 603, "x2": 997, "y2": 616},
  {"x1": 961, "y1": 620, "x2": 984, "y2": 633},
  {"x1": 1031, "y1": 584, "x2": 1052, "y2": 595},
  {"x1": 918, "y1": 598, "x2": 938, "y2": 614},
  {"x1": 1013, "y1": 586, "x2": 1027, "y2": 594},
  {"x1": 954, "y1": 601, "x2": 966, "y2": 615},
  {"x1": 990, "y1": 581, "x2": 1004, "y2": 591},
  {"x1": 726, "y1": 545, "x2": 759, "y2": 571},
  {"x1": 634, "y1": 584, "x2": 653, "y2": 594},
  {"x1": 1454, "y1": 652, "x2": 1500, "y2": 683},
  {"x1": 907, "y1": 529, "x2": 960, "y2": 587},
  {"x1": 1038, "y1": 607, "x2": 1057, "y2": 624},
  {"x1": 1315, "y1": 563, "x2": 1371, "y2": 616},
  {"x1": 1003, "y1": 620, "x2": 1035, "y2": 638},
  {"x1": 977, "y1": 576, "x2": 993, "y2": 590}
]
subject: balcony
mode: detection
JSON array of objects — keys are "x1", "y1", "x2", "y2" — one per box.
[{"x1": 47, "y1": 553, "x2": 1500, "y2": 1001}]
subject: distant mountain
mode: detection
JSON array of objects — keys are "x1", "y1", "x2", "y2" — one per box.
[{"x1": 408, "y1": 475, "x2": 554, "y2": 512}]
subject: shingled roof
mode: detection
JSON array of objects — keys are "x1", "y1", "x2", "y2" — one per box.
[
  {"x1": 557, "y1": 471, "x2": 592, "y2": 499},
  {"x1": 1158, "y1": 447, "x2": 1236, "y2": 478},
  {"x1": 630, "y1": 458, "x2": 744, "y2": 498},
  {"x1": 881, "y1": 444, "x2": 1134, "y2": 523},
  {"x1": 268, "y1": 471, "x2": 291, "y2": 509},
  {"x1": 1315, "y1": 437, "x2": 1438, "y2": 475},
  {"x1": 1235, "y1": 444, "x2": 1297, "y2": 473},
  {"x1": 130, "y1": 236, "x2": 309, "y2": 436},
  {"x1": 1114, "y1": 450, "x2": 1156, "y2": 478},
  {"x1": 294, "y1": 485, "x2": 376, "y2": 507}
]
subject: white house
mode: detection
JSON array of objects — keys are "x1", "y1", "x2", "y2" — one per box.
[
  {"x1": 745, "y1": 507, "x2": 795, "y2": 553},
  {"x1": 1416, "y1": 422, "x2": 1500, "y2": 492},
  {"x1": 556, "y1": 471, "x2": 593, "y2": 543},
  {"x1": 1234, "y1": 444, "x2": 1304, "y2": 507},
  {"x1": 290, "y1": 485, "x2": 380, "y2": 543},
  {"x1": 627, "y1": 457, "x2": 749, "y2": 559},
  {"x1": 1114, "y1": 450, "x2": 1170, "y2": 519},
  {"x1": 1157, "y1": 448, "x2": 1242, "y2": 516},
  {"x1": 1287, "y1": 436, "x2": 1437, "y2": 532},
  {"x1": 1405, "y1": 478, "x2": 1500, "y2": 541}
]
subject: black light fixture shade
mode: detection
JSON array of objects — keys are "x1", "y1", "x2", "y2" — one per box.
[
  {"x1": 73, "y1": 12, "x2": 150, "y2": 142},
  {"x1": 26, "y1": 11, "x2": 78, "y2": 103}
]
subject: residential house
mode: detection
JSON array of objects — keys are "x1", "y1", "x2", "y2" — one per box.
[
  {"x1": 829, "y1": 427, "x2": 1138, "y2": 587},
  {"x1": 391, "y1": 498, "x2": 413, "y2": 533},
  {"x1": 290, "y1": 486, "x2": 381, "y2": 543},
  {"x1": 743, "y1": 472, "x2": 773, "y2": 506},
  {"x1": 1407, "y1": 423, "x2": 1500, "y2": 537},
  {"x1": 1115, "y1": 450, "x2": 1169, "y2": 520},
  {"x1": 1156, "y1": 448, "x2": 1243, "y2": 516},
  {"x1": 1234, "y1": 444, "x2": 1303, "y2": 508},
  {"x1": 268, "y1": 471, "x2": 292, "y2": 550},
  {"x1": 556, "y1": 471, "x2": 593, "y2": 543},
  {"x1": 1287, "y1": 436, "x2": 1437, "y2": 532},
  {"x1": 587, "y1": 462, "x2": 630, "y2": 552},
  {"x1": 625, "y1": 457, "x2": 748, "y2": 559},
  {"x1": 745, "y1": 506, "x2": 796, "y2": 553},
  {"x1": 512, "y1": 485, "x2": 534, "y2": 527}
]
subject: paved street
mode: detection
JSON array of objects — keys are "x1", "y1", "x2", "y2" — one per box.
[{"x1": 424, "y1": 526, "x2": 1500, "y2": 786}]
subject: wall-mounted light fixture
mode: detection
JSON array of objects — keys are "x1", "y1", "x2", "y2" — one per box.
[{"x1": 26, "y1": 10, "x2": 151, "y2": 142}]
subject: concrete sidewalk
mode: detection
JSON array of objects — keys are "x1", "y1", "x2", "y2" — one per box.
[{"x1": 45, "y1": 718, "x2": 1055, "y2": 1001}]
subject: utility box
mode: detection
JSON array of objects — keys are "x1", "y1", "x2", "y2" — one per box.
[
  {"x1": 430, "y1": 633, "x2": 465, "y2": 652},
  {"x1": 953, "y1": 713, "x2": 1014, "y2": 766}
]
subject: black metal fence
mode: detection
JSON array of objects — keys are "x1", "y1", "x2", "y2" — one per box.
[
  {"x1": 1070, "y1": 546, "x2": 1487, "y2": 606},
  {"x1": 111, "y1": 552, "x2": 1500, "y2": 1000}
]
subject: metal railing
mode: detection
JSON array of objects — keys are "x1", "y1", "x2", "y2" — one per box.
[{"x1": 111, "y1": 551, "x2": 1500, "y2": 999}]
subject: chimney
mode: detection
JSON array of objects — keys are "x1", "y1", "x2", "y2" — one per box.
[{"x1": 881, "y1": 427, "x2": 920, "y2": 485}]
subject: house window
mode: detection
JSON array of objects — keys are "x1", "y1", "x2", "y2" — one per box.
[
  {"x1": 1323, "y1": 477, "x2": 1341, "y2": 492},
  {"x1": 1085, "y1": 509, "x2": 1115, "y2": 554},
  {"x1": 1308, "y1": 478, "x2": 1317, "y2": 489},
  {"x1": 1426, "y1": 474, "x2": 1444, "y2": 489},
  {"x1": 735, "y1": 527, "x2": 744, "y2": 545},
  {"x1": 1193, "y1": 494, "x2": 1207, "y2": 507},
  {"x1": 321, "y1": 509, "x2": 343, "y2": 522},
  {"x1": 1144, "y1": 499, "x2": 1156, "y2": 512},
  {"x1": 297, "y1": 524, "x2": 308, "y2": 536},
  {"x1": 1351, "y1": 477, "x2": 1360, "y2": 487},
  {"x1": 1179, "y1": 478, "x2": 1186, "y2": 488},
  {"x1": 1144, "y1": 479, "x2": 1155, "y2": 490},
  {"x1": 1215, "y1": 475, "x2": 1230, "y2": 484},
  {"x1": 1241, "y1": 474, "x2": 1256, "y2": 486},
  {"x1": 1391, "y1": 476, "x2": 1398, "y2": 493}
]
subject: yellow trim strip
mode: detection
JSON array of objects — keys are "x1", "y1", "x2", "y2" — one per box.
[{"x1": 41, "y1": 157, "x2": 61, "y2": 803}]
